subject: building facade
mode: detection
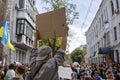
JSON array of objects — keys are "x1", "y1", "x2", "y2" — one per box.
[
  {"x1": 86, "y1": 0, "x2": 120, "y2": 64},
  {"x1": 0, "y1": 0, "x2": 7, "y2": 60},
  {"x1": 1, "y1": 0, "x2": 38, "y2": 65}
]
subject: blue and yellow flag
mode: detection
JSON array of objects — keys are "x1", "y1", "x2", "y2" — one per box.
[
  {"x1": 0, "y1": 21, "x2": 15, "y2": 50},
  {"x1": 95, "y1": 51, "x2": 99, "y2": 58}
]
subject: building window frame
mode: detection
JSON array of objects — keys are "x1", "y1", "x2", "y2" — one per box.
[
  {"x1": 16, "y1": 19, "x2": 25, "y2": 35},
  {"x1": 16, "y1": 19, "x2": 34, "y2": 40},
  {"x1": 114, "y1": 26, "x2": 117, "y2": 40},
  {"x1": 116, "y1": 0, "x2": 119, "y2": 9},
  {"x1": 19, "y1": 0, "x2": 25, "y2": 9},
  {"x1": 116, "y1": 50, "x2": 119, "y2": 63},
  {"x1": 111, "y1": 1, "x2": 114, "y2": 15}
]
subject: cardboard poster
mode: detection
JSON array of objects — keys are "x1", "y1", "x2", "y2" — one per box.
[
  {"x1": 36, "y1": 7, "x2": 66, "y2": 40},
  {"x1": 58, "y1": 66, "x2": 73, "y2": 79}
]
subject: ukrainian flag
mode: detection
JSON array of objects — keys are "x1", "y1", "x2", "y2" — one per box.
[
  {"x1": 0, "y1": 21, "x2": 15, "y2": 50},
  {"x1": 95, "y1": 51, "x2": 99, "y2": 58}
]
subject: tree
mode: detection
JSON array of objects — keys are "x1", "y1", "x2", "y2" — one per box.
[
  {"x1": 39, "y1": 38, "x2": 61, "y2": 55},
  {"x1": 38, "y1": 0, "x2": 79, "y2": 54},
  {"x1": 70, "y1": 47, "x2": 84, "y2": 63},
  {"x1": 64, "y1": 53, "x2": 71, "y2": 60}
]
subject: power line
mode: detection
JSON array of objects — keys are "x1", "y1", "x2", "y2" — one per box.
[{"x1": 81, "y1": 0, "x2": 94, "y2": 29}]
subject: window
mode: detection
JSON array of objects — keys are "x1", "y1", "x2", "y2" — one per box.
[
  {"x1": 101, "y1": 14, "x2": 104, "y2": 27},
  {"x1": 106, "y1": 8, "x2": 108, "y2": 20},
  {"x1": 106, "y1": 32, "x2": 110, "y2": 45},
  {"x1": 22, "y1": 52, "x2": 26, "y2": 63},
  {"x1": 97, "y1": 42, "x2": 99, "y2": 49},
  {"x1": 99, "y1": 18, "x2": 101, "y2": 29},
  {"x1": 111, "y1": 1, "x2": 114, "y2": 15},
  {"x1": 116, "y1": 0, "x2": 119, "y2": 9},
  {"x1": 16, "y1": 19, "x2": 25, "y2": 35},
  {"x1": 25, "y1": 0, "x2": 35, "y2": 21},
  {"x1": 114, "y1": 27, "x2": 117, "y2": 40},
  {"x1": 19, "y1": 0, "x2": 25, "y2": 8},
  {"x1": 16, "y1": 19, "x2": 34, "y2": 40},
  {"x1": 104, "y1": 7, "x2": 109, "y2": 23},
  {"x1": 16, "y1": 49, "x2": 26, "y2": 64},
  {"x1": 33, "y1": 0, "x2": 35, "y2": 5},
  {"x1": 17, "y1": 35, "x2": 22, "y2": 42},
  {"x1": 116, "y1": 50, "x2": 119, "y2": 63},
  {"x1": 96, "y1": 24, "x2": 98, "y2": 37},
  {"x1": 26, "y1": 26, "x2": 33, "y2": 39},
  {"x1": 16, "y1": 50, "x2": 18, "y2": 62}
]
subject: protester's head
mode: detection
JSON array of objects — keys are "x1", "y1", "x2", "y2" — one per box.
[
  {"x1": 94, "y1": 71, "x2": 100, "y2": 78},
  {"x1": 106, "y1": 70, "x2": 114, "y2": 79},
  {"x1": 36, "y1": 46, "x2": 52, "y2": 61},
  {"x1": 16, "y1": 65, "x2": 25, "y2": 75},
  {"x1": 9, "y1": 64, "x2": 15, "y2": 69},
  {"x1": 84, "y1": 76, "x2": 93, "y2": 80}
]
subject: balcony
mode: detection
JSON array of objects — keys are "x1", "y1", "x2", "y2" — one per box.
[{"x1": 14, "y1": 35, "x2": 33, "y2": 50}]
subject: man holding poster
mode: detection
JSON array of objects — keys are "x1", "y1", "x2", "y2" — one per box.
[
  {"x1": 30, "y1": 7, "x2": 69, "y2": 80},
  {"x1": 30, "y1": 24, "x2": 69, "y2": 80}
]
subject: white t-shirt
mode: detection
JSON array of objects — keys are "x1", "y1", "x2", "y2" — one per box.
[{"x1": 6, "y1": 69, "x2": 15, "y2": 79}]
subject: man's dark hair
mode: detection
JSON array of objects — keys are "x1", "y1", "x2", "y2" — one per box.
[
  {"x1": 9, "y1": 64, "x2": 15, "y2": 69},
  {"x1": 17, "y1": 65, "x2": 25, "y2": 75}
]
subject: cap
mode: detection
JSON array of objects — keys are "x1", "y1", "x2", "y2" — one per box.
[{"x1": 36, "y1": 46, "x2": 52, "y2": 61}]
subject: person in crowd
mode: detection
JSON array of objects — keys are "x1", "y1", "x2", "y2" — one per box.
[
  {"x1": 4, "y1": 65, "x2": 9, "y2": 76},
  {"x1": 16, "y1": 65, "x2": 25, "y2": 80},
  {"x1": 5, "y1": 64, "x2": 15, "y2": 80},
  {"x1": 71, "y1": 65, "x2": 78, "y2": 80},
  {"x1": 84, "y1": 76, "x2": 93, "y2": 80},
  {"x1": 25, "y1": 66, "x2": 31, "y2": 80},
  {"x1": 11, "y1": 65, "x2": 25, "y2": 80},
  {"x1": 30, "y1": 24, "x2": 69, "y2": 80},
  {"x1": 93, "y1": 71, "x2": 103, "y2": 80},
  {"x1": 116, "y1": 68, "x2": 120, "y2": 80},
  {"x1": 86, "y1": 66, "x2": 92, "y2": 76},
  {"x1": 0, "y1": 65, "x2": 4, "y2": 80},
  {"x1": 99, "y1": 67, "x2": 106, "y2": 79},
  {"x1": 106, "y1": 70, "x2": 115, "y2": 80},
  {"x1": 79, "y1": 69, "x2": 87, "y2": 80}
]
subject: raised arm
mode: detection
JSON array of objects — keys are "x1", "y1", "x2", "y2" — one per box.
[
  {"x1": 60, "y1": 24, "x2": 69, "y2": 51},
  {"x1": 52, "y1": 24, "x2": 69, "y2": 66}
]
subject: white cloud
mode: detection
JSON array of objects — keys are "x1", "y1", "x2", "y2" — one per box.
[{"x1": 67, "y1": 25, "x2": 86, "y2": 53}]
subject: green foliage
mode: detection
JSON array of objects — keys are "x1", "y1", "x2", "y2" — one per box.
[
  {"x1": 70, "y1": 48, "x2": 84, "y2": 63},
  {"x1": 65, "y1": 54, "x2": 71, "y2": 60},
  {"x1": 39, "y1": 38, "x2": 61, "y2": 55}
]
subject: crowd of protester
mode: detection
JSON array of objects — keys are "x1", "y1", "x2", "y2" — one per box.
[
  {"x1": 0, "y1": 62, "x2": 31, "y2": 80},
  {"x1": 0, "y1": 62, "x2": 120, "y2": 80},
  {"x1": 70, "y1": 62, "x2": 120, "y2": 80}
]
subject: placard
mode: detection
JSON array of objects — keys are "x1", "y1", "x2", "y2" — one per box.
[
  {"x1": 36, "y1": 7, "x2": 66, "y2": 39},
  {"x1": 58, "y1": 66, "x2": 73, "y2": 79}
]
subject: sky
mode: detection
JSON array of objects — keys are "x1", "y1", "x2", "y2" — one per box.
[{"x1": 36, "y1": 0, "x2": 102, "y2": 53}]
